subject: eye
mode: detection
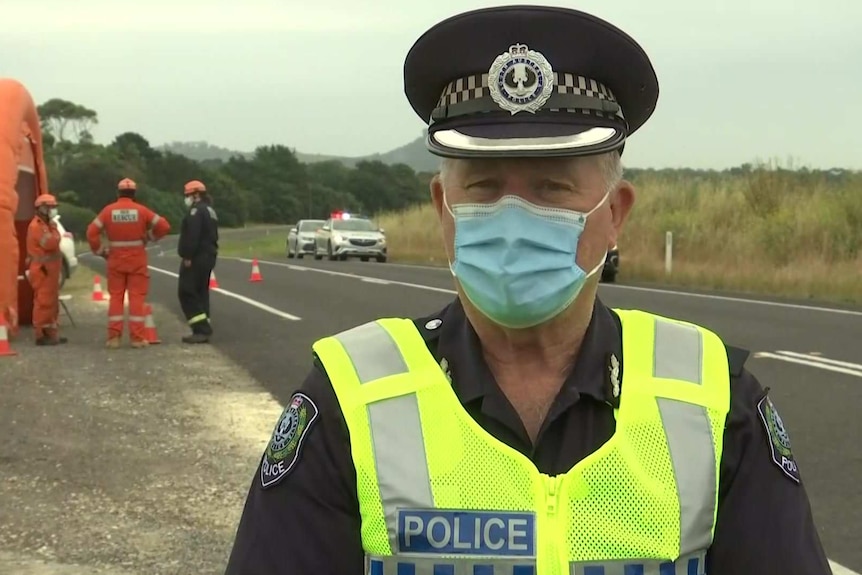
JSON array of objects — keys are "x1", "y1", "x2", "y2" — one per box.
[
  {"x1": 464, "y1": 179, "x2": 501, "y2": 201},
  {"x1": 538, "y1": 180, "x2": 574, "y2": 193}
]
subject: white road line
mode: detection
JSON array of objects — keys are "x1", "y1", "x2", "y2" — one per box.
[
  {"x1": 238, "y1": 258, "x2": 458, "y2": 296},
  {"x1": 231, "y1": 257, "x2": 862, "y2": 317},
  {"x1": 754, "y1": 351, "x2": 862, "y2": 378},
  {"x1": 147, "y1": 265, "x2": 301, "y2": 321},
  {"x1": 831, "y1": 561, "x2": 861, "y2": 575},
  {"x1": 775, "y1": 351, "x2": 862, "y2": 371},
  {"x1": 601, "y1": 283, "x2": 862, "y2": 317}
]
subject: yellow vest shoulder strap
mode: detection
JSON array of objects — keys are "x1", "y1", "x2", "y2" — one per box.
[
  {"x1": 312, "y1": 318, "x2": 441, "y2": 412},
  {"x1": 614, "y1": 308, "x2": 730, "y2": 411}
]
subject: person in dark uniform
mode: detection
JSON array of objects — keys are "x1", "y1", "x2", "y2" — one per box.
[
  {"x1": 224, "y1": 6, "x2": 832, "y2": 575},
  {"x1": 177, "y1": 179, "x2": 218, "y2": 344}
]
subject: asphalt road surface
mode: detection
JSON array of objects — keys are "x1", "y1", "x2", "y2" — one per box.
[{"x1": 80, "y1": 231, "x2": 862, "y2": 574}]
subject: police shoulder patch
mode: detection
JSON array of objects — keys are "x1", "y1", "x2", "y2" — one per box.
[
  {"x1": 260, "y1": 392, "x2": 319, "y2": 489},
  {"x1": 757, "y1": 395, "x2": 800, "y2": 484}
]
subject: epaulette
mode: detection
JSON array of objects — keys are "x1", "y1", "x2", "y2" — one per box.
[{"x1": 725, "y1": 345, "x2": 750, "y2": 378}]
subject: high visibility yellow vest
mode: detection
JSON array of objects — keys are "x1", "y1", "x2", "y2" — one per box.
[{"x1": 313, "y1": 309, "x2": 730, "y2": 575}]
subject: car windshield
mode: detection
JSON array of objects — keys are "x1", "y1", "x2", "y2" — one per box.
[
  {"x1": 298, "y1": 220, "x2": 324, "y2": 232},
  {"x1": 332, "y1": 218, "x2": 376, "y2": 232}
]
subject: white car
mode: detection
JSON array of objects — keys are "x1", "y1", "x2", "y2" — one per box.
[{"x1": 53, "y1": 215, "x2": 78, "y2": 288}]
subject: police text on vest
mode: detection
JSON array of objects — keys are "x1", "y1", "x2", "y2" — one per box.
[{"x1": 397, "y1": 510, "x2": 535, "y2": 556}]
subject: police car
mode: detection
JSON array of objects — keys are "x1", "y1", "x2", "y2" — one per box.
[
  {"x1": 313, "y1": 211, "x2": 387, "y2": 263},
  {"x1": 287, "y1": 219, "x2": 325, "y2": 259}
]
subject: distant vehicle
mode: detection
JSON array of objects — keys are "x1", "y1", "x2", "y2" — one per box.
[
  {"x1": 54, "y1": 215, "x2": 78, "y2": 288},
  {"x1": 313, "y1": 211, "x2": 387, "y2": 263},
  {"x1": 601, "y1": 244, "x2": 619, "y2": 283},
  {"x1": 287, "y1": 219, "x2": 325, "y2": 259}
]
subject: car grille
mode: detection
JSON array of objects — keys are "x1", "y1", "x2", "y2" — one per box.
[{"x1": 349, "y1": 239, "x2": 376, "y2": 247}]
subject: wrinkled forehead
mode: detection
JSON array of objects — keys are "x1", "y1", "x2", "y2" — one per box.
[{"x1": 444, "y1": 155, "x2": 603, "y2": 181}]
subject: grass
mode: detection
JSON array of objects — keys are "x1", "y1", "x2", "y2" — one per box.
[
  {"x1": 374, "y1": 164, "x2": 862, "y2": 306},
  {"x1": 219, "y1": 234, "x2": 288, "y2": 258},
  {"x1": 191, "y1": 164, "x2": 862, "y2": 307}
]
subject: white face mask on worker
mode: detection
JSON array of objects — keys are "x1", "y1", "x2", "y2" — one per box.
[{"x1": 184, "y1": 197, "x2": 194, "y2": 208}]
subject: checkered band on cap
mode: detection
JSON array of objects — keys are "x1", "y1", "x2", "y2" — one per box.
[{"x1": 431, "y1": 72, "x2": 624, "y2": 123}]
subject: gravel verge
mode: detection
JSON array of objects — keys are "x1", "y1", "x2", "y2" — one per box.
[{"x1": 0, "y1": 273, "x2": 280, "y2": 575}]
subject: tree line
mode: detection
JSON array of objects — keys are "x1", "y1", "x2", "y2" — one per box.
[{"x1": 36, "y1": 98, "x2": 434, "y2": 238}]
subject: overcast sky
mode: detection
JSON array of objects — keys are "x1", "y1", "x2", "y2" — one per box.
[{"x1": 3, "y1": 0, "x2": 860, "y2": 170}]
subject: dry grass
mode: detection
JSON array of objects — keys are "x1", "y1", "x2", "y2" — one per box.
[{"x1": 375, "y1": 164, "x2": 862, "y2": 305}]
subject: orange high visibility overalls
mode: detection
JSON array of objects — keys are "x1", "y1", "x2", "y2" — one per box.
[
  {"x1": 26, "y1": 194, "x2": 64, "y2": 345},
  {"x1": 86, "y1": 178, "x2": 170, "y2": 347}
]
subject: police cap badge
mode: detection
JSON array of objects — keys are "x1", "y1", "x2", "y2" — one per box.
[{"x1": 403, "y1": 5, "x2": 659, "y2": 158}]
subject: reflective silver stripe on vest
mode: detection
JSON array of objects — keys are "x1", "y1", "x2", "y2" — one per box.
[
  {"x1": 368, "y1": 555, "x2": 536, "y2": 575},
  {"x1": 149, "y1": 215, "x2": 161, "y2": 228},
  {"x1": 333, "y1": 321, "x2": 434, "y2": 554},
  {"x1": 653, "y1": 318, "x2": 716, "y2": 556},
  {"x1": 334, "y1": 318, "x2": 717, "y2": 562},
  {"x1": 653, "y1": 319, "x2": 703, "y2": 385},
  {"x1": 570, "y1": 549, "x2": 706, "y2": 575},
  {"x1": 91, "y1": 218, "x2": 104, "y2": 229},
  {"x1": 108, "y1": 240, "x2": 145, "y2": 247}
]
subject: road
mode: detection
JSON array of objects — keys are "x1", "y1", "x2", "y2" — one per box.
[{"x1": 80, "y1": 230, "x2": 861, "y2": 574}]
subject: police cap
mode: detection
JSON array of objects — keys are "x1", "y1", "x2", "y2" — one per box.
[{"x1": 403, "y1": 5, "x2": 659, "y2": 158}]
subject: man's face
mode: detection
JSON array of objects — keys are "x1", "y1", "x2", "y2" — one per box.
[{"x1": 430, "y1": 154, "x2": 635, "y2": 274}]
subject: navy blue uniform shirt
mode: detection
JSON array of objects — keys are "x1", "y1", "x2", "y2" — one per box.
[{"x1": 224, "y1": 297, "x2": 831, "y2": 575}]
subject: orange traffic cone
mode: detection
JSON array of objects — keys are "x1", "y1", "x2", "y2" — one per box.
[
  {"x1": 0, "y1": 314, "x2": 17, "y2": 357},
  {"x1": 249, "y1": 259, "x2": 263, "y2": 282},
  {"x1": 143, "y1": 304, "x2": 161, "y2": 345},
  {"x1": 209, "y1": 271, "x2": 219, "y2": 289},
  {"x1": 91, "y1": 276, "x2": 106, "y2": 301}
]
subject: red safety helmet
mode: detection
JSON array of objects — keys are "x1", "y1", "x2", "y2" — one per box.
[
  {"x1": 118, "y1": 178, "x2": 137, "y2": 191},
  {"x1": 34, "y1": 194, "x2": 58, "y2": 208},
  {"x1": 184, "y1": 180, "x2": 207, "y2": 195}
]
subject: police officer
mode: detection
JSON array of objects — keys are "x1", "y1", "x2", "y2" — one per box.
[
  {"x1": 224, "y1": 6, "x2": 831, "y2": 575},
  {"x1": 177, "y1": 179, "x2": 218, "y2": 344}
]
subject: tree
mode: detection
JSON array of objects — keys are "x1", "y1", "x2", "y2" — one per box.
[{"x1": 37, "y1": 98, "x2": 98, "y2": 142}]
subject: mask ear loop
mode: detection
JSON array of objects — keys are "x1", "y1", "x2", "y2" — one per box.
[
  {"x1": 442, "y1": 191, "x2": 458, "y2": 277},
  {"x1": 580, "y1": 188, "x2": 614, "y2": 278}
]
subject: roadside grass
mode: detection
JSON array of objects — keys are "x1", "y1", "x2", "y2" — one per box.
[
  {"x1": 219, "y1": 234, "x2": 288, "y2": 258},
  {"x1": 204, "y1": 165, "x2": 862, "y2": 306},
  {"x1": 373, "y1": 166, "x2": 862, "y2": 306}
]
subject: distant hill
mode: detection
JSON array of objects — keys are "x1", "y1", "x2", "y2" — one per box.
[{"x1": 158, "y1": 136, "x2": 441, "y2": 174}]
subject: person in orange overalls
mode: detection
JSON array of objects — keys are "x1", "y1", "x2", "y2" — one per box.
[
  {"x1": 26, "y1": 193, "x2": 67, "y2": 346},
  {"x1": 86, "y1": 177, "x2": 171, "y2": 348}
]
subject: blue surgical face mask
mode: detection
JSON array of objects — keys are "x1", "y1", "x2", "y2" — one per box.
[{"x1": 445, "y1": 192, "x2": 610, "y2": 329}]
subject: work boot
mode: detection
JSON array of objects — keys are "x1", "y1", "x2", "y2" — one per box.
[
  {"x1": 105, "y1": 338, "x2": 121, "y2": 349},
  {"x1": 182, "y1": 333, "x2": 210, "y2": 344},
  {"x1": 130, "y1": 339, "x2": 149, "y2": 349}
]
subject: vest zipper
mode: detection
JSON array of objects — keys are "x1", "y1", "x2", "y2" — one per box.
[
  {"x1": 544, "y1": 475, "x2": 564, "y2": 573},
  {"x1": 546, "y1": 475, "x2": 560, "y2": 516}
]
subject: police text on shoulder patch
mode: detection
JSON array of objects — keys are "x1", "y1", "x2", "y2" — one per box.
[
  {"x1": 260, "y1": 392, "x2": 319, "y2": 489},
  {"x1": 757, "y1": 395, "x2": 800, "y2": 483}
]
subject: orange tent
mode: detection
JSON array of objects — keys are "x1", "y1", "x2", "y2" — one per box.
[{"x1": 0, "y1": 78, "x2": 50, "y2": 336}]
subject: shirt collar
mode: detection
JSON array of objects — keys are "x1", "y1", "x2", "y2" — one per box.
[{"x1": 426, "y1": 297, "x2": 623, "y2": 406}]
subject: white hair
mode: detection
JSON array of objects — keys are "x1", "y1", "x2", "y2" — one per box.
[{"x1": 439, "y1": 151, "x2": 623, "y2": 192}]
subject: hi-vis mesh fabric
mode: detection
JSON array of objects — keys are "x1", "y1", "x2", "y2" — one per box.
[{"x1": 313, "y1": 309, "x2": 730, "y2": 575}]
